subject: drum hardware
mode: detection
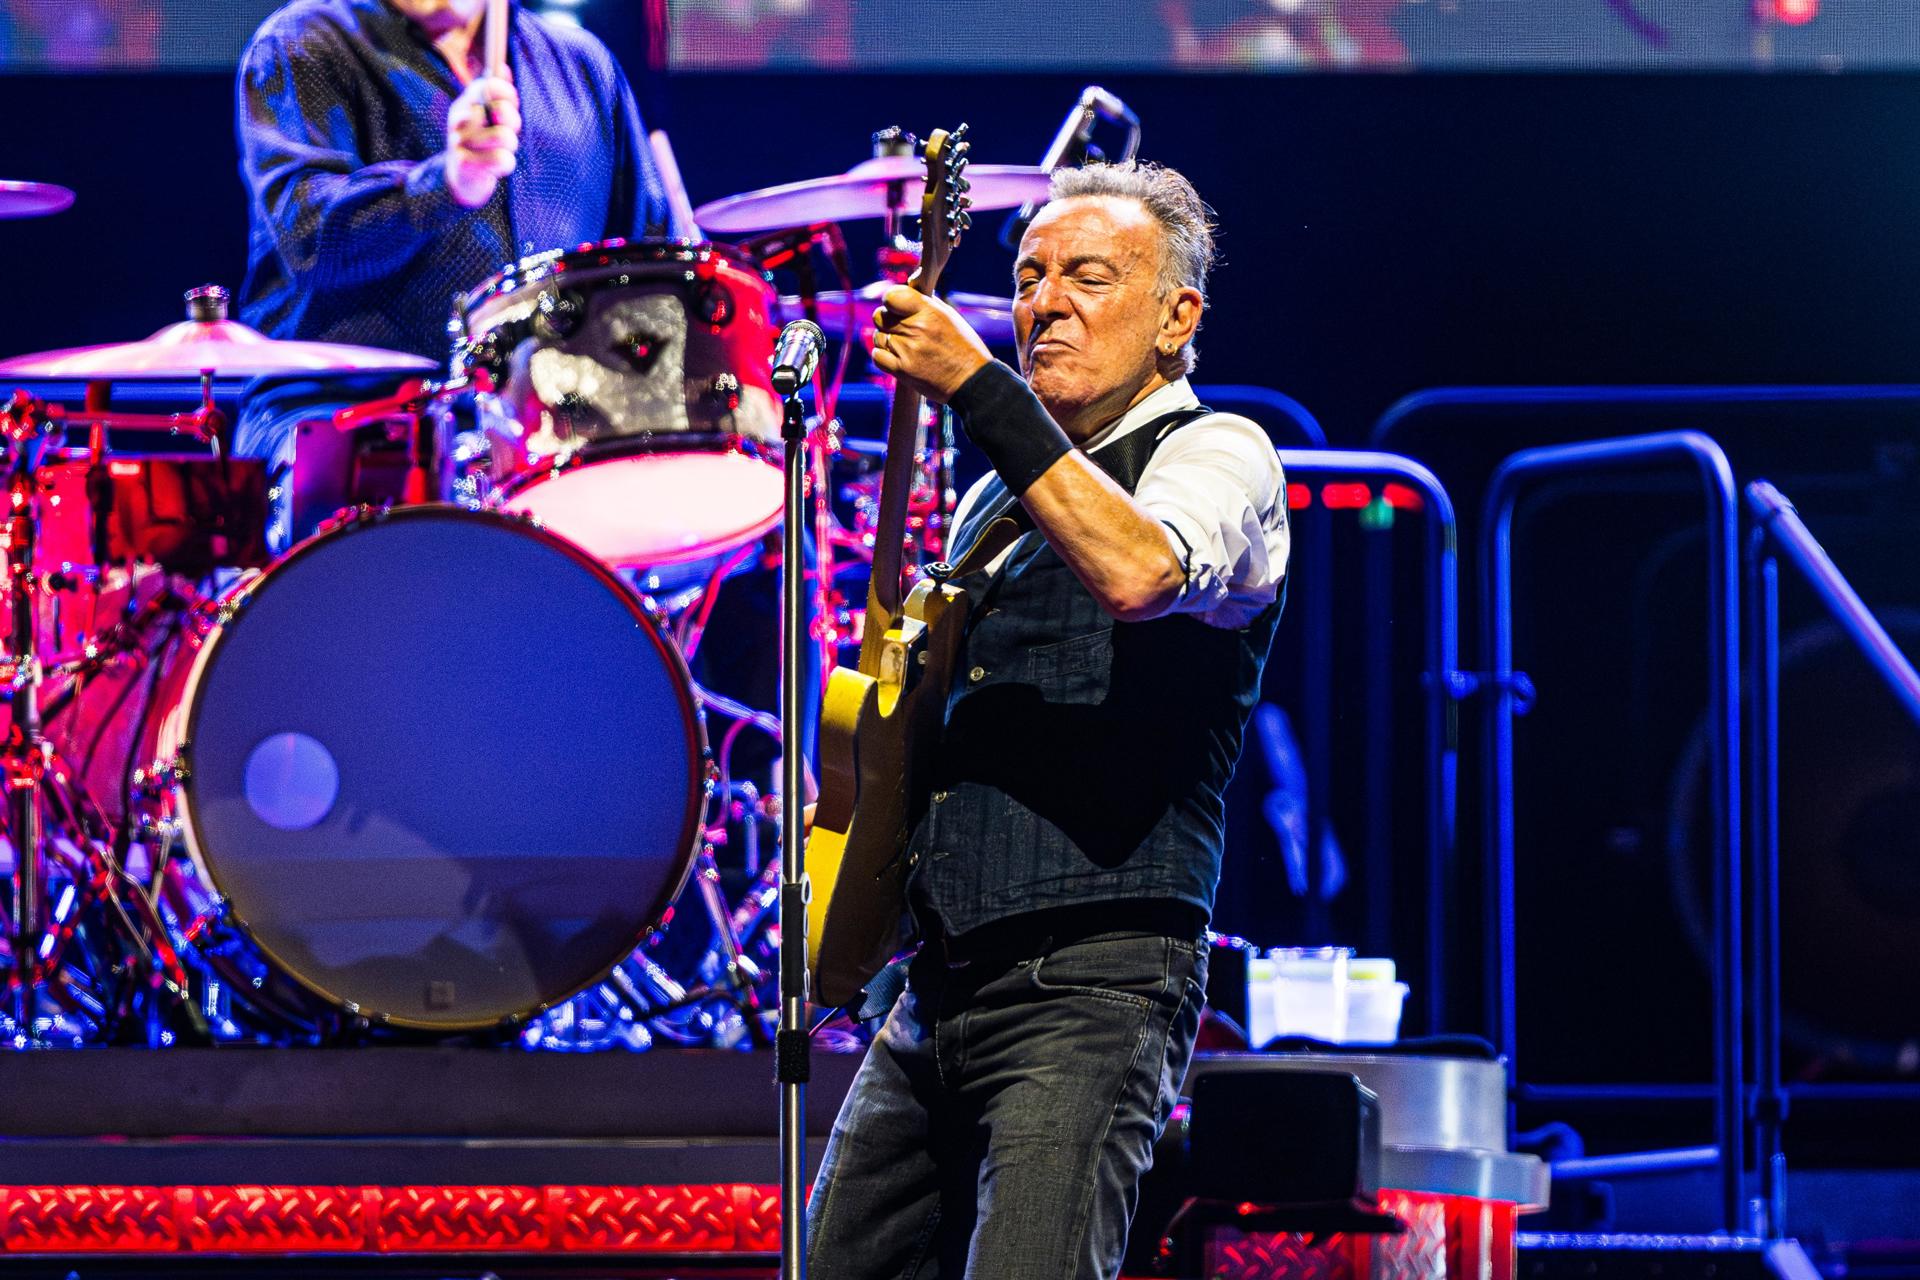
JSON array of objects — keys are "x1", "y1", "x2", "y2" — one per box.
[
  {"x1": 0, "y1": 391, "x2": 211, "y2": 1044},
  {"x1": 2, "y1": 378, "x2": 223, "y2": 448},
  {"x1": 997, "y1": 85, "x2": 1140, "y2": 249},
  {"x1": 522, "y1": 782, "x2": 781, "y2": 1053},
  {"x1": 329, "y1": 376, "x2": 446, "y2": 504}
]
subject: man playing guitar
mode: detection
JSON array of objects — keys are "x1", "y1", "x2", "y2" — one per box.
[{"x1": 807, "y1": 160, "x2": 1289, "y2": 1279}]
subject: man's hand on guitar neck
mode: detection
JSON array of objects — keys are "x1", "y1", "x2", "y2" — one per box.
[{"x1": 870, "y1": 287, "x2": 993, "y2": 403}]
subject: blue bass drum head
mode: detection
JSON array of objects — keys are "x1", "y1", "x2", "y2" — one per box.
[{"x1": 178, "y1": 506, "x2": 704, "y2": 1030}]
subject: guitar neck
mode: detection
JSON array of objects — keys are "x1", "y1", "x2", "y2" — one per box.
[
  {"x1": 851, "y1": 122, "x2": 968, "y2": 676},
  {"x1": 857, "y1": 279, "x2": 936, "y2": 674}
]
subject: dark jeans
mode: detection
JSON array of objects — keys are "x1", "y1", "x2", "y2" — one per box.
[{"x1": 806, "y1": 929, "x2": 1208, "y2": 1280}]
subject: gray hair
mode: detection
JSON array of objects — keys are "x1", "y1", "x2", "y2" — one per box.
[{"x1": 1045, "y1": 160, "x2": 1216, "y2": 374}]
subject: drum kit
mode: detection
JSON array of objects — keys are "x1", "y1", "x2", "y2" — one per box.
[{"x1": 0, "y1": 141, "x2": 1054, "y2": 1050}]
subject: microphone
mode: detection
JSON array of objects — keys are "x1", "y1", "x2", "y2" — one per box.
[
  {"x1": 999, "y1": 86, "x2": 1141, "y2": 249},
  {"x1": 770, "y1": 319, "x2": 825, "y2": 397}
]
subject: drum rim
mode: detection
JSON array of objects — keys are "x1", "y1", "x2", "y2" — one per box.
[
  {"x1": 457, "y1": 236, "x2": 769, "y2": 325},
  {"x1": 494, "y1": 440, "x2": 785, "y2": 570},
  {"x1": 495, "y1": 433, "x2": 777, "y2": 493},
  {"x1": 170, "y1": 502, "x2": 709, "y2": 1032}
]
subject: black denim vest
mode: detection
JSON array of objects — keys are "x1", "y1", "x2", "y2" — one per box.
[{"x1": 904, "y1": 408, "x2": 1286, "y2": 939}]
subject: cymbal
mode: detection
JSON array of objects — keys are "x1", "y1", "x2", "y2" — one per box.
[
  {"x1": 777, "y1": 282, "x2": 1016, "y2": 346},
  {"x1": 0, "y1": 286, "x2": 437, "y2": 380},
  {"x1": 0, "y1": 181, "x2": 75, "y2": 220},
  {"x1": 696, "y1": 157, "x2": 1052, "y2": 235}
]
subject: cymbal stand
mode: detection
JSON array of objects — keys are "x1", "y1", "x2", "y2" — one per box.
[
  {"x1": 1, "y1": 397, "x2": 52, "y2": 1037},
  {"x1": 3, "y1": 379, "x2": 223, "y2": 448}
]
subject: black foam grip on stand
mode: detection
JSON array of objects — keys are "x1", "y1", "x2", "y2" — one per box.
[{"x1": 776, "y1": 1028, "x2": 812, "y2": 1084}]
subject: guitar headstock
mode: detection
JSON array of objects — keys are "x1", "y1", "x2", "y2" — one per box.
[{"x1": 914, "y1": 124, "x2": 971, "y2": 295}]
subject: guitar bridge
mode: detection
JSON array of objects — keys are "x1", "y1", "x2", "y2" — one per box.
[{"x1": 881, "y1": 616, "x2": 929, "y2": 694}]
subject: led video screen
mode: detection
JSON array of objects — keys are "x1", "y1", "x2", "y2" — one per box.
[
  {"x1": 3, "y1": 0, "x2": 1918, "y2": 71},
  {"x1": 670, "y1": 0, "x2": 1920, "y2": 71}
]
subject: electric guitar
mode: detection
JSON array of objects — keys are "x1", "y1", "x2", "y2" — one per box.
[{"x1": 805, "y1": 126, "x2": 1002, "y2": 1008}]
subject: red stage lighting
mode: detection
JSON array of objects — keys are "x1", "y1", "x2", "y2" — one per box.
[
  {"x1": 1318, "y1": 483, "x2": 1374, "y2": 511},
  {"x1": 1763, "y1": 0, "x2": 1818, "y2": 25}
]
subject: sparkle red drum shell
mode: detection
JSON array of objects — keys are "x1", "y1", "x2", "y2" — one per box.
[{"x1": 453, "y1": 240, "x2": 784, "y2": 569}]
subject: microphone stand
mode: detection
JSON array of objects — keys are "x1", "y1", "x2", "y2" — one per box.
[{"x1": 776, "y1": 377, "x2": 812, "y2": 1280}]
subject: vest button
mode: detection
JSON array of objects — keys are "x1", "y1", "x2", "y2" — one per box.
[
  {"x1": 932, "y1": 790, "x2": 950, "y2": 804},
  {"x1": 968, "y1": 666, "x2": 986, "y2": 683}
]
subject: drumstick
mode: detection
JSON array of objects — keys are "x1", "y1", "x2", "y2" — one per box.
[
  {"x1": 484, "y1": 0, "x2": 509, "y2": 82},
  {"x1": 648, "y1": 129, "x2": 702, "y2": 241}
]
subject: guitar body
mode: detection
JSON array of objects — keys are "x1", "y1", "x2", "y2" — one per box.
[{"x1": 807, "y1": 574, "x2": 973, "y2": 1007}]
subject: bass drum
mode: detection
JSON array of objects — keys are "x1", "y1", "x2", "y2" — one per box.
[{"x1": 143, "y1": 505, "x2": 706, "y2": 1033}]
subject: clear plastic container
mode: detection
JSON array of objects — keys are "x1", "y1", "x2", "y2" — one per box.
[
  {"x1": 1266, "y1": 946, "x2": 1351, "y2": 1043},
  {"x1": 1343, "y1": 957, "x2": 1409, "y2": 1043},
  {"x1": 1243, "y1": 950, "x2": 1408, "y2": 1046}
]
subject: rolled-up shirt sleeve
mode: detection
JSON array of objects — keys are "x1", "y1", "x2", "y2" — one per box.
[{"x1": 1133, "y1": 415, "x2": 1289, "y2": 629}]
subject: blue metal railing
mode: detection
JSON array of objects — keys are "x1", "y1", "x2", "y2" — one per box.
[
  {"x1": 820, "y1": 380, "x2": 1327, "y2": 450},
  {"x1": 1481, "y1": 431, "x2": 1743, "y2": 1232},
  {"x1": 1742, "y1": 480, "x2": 1920, "y2": 1240},
  {"x1": 1276, "y1": 450, "x2": 1459, "y2": 1033},
  {"x1": 1372, "y1": 382, "x2": 1920, "y2": 448}
]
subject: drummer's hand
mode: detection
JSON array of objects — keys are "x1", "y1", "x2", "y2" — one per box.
[
  {"x1": 870, "y1": 287, "x2": 992, "y2": 403},
  {"x1": 446, "y1": 74, "x2": 520, "y2": 209}
]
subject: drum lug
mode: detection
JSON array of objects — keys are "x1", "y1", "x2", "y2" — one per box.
[
  {"x1": 533, "y1": 289, "x2": 585, "y2": 340},
  {"x1": 705, "y1": 373, "x2": 742, "y2": 412},
  {"x1": 134, "y1": 752, "x2": 190, "y2": 796},
  {"x1": 694, "y1": 280, "x2": 735, "y2": 327}
]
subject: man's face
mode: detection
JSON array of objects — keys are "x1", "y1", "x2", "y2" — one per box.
[
  {"x1": 390, "y1": 0, "x2": 487, "y2": 34},
  {"x1": 1013, "y1": 195, "x2": 1169, "y2": 432}
]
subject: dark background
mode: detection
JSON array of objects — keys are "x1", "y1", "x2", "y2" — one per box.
[
  {"x1": 9, "y1": 69, "x2": 1920, "y2": 441},
  {"x1": 5, "y1": 54, "x2": 1920, "y2": 1115}
]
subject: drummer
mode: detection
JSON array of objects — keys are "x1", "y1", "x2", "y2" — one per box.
[{"x1": 233, "y1": 0, "x2": 669, "y2": 549}]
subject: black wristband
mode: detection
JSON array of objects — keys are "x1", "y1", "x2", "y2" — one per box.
[{"x1": 948, "y1": 362, "x2": 1073, "y2": 498}]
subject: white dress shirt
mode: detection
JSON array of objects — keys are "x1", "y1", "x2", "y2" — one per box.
[{"x1": 950, "y1": 377, "x2": 1289, "y2": 630}]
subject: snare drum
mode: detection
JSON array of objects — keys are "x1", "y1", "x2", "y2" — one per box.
[
  {"x1": 140, "y1": 505, "x2": 706, "y2": 1032},
  {"x1": 453, "y1": 239, "x2": 785, "y2": 570}
]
